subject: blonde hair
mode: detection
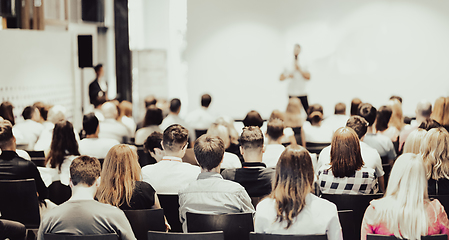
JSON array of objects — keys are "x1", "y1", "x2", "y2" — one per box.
[
  {"x1": 284, "y1": 98, "x2": 305, "y2": 128},
  {"x1": 431, "y1": 97, "x2": 449, "y2": 126},
  {"x1": 96, "y1": 144, "x2": 141, "y2": 208},
  {"x1": 388, "y1": 99, "x2": 404, "y2": 131},
  {"x1": 403, "y1": 129, "x2": 427, "y2": 154},
  {"x1": 207, "y1": 124, "x2": 231, "y2": 149},
  {"x1": 420, "y1": 127, "x2": 449, "y2": 180},
  {"x1": 216, "y1": 117, "x2": 239, "y2": 145},
  {"x1": 371, "y1": 153, "x2": 429, "y2": 240}
]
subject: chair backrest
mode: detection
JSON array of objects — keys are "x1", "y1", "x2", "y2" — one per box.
[
  {"x1": 249, "y1": 232, "x2": 328, "y2": 240},
  {"x1": 337, "y1": 210, "x2": 355, "y2": 240},
  {"x1": 26, "y1": 150, "x2": 45, "y2": 158},
  {"x1": 305, "y1": 142, "x2": 331, "y2": 155},
  {"x1": 44, "y1": 233, "x2": 119, "y2": 240},
  {"x1": 367, "y1": 234, "x2": 447, "y2": 240},
  {"x1": 157, "y1": 194, "x2": 182, "y2": 232},
  {"x1": 48, "y1": 181, "x2": 71, "y2": 205},
  {"x1": 195, "y1": 130, "x2": 208, "y2": 140},
  {"x1": 123, "y1": 208, "x2": 166, "y2": 240},
  {"x1": 186, "y1": 212, "x2": 254, "y2": 240},
  {"x1": 320, "y1": 193, "x2": 383, "y2": 240},
  {"x1": 148, "y1": 230, "x2": 224, "y2": 240},
  {"x1": 31, "y1": 158, "x2": 46, "y2": 167},
  {"x1": 0, "y1": 179, "x2": 40, "y2": 228}
]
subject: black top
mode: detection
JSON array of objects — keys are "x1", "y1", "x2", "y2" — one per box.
[
  {"x1": 0, "y1": 151, "x2": 48, "y2": 201},
  {"x1": 428, "y1": 178, "x2": 449, "y2": 195},
  {"x1": 221, "y1": 162, "x2": 275, "y2": 198},
  {"x1": 119, "y1": 181, "x2": 156, "y2": 210},
  {"x1": 88, "y1": 79, "x2": 107, "y2": 106}
]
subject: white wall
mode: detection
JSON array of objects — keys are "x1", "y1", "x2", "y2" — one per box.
[{"x1": 186, "y1": 0, "x2": 449, "y2": 119}]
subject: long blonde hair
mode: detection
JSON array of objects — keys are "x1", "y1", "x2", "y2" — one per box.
[
  {"x1": 388, "y1": 99, "x2": 405, "y2": 131},
  {"x1": 371, "y1": 153, "x2": 429, "y2": 240},
  {"x1": 403, "y1": 129, "x2": 427, "y2": 154},
  {"x1": 420, "y1": 127, "x2": 449, "y2": 180},
  {"x1": 431, "y1": 97, "x2": 449, "y2": 126},
  {"x1": 270, "y1": 145, "x2": 313, "y2": 229},
  {"x1": 96, "y1": 144, "x2": 141, "y2": 207},
  {"x1": 284, "y1": 98, "x2": 305, "y2": 128}
]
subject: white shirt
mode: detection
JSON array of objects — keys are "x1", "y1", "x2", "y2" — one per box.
[
  {"x1": 38, "y1": 155, "x2": 77, "y2": 187},
  {"x1": 34, "y1": 122, "x2": 80, "y2": 152},
  {"x1": 120, "y1": 116, "x2": 136, "y2": 138},
  {"x1": 302, "y1": 121, "x2": 333, "y2": 143},
  {"x1": 141, "y1": 156, "x2": 201, "y2": 194},
  {"x1": 78, "y1": 138, "x2": 120, "y2": 159},
  {"x1": 220, "y1": 152, "x2": 242, "y2": 169},
  {"x1": 262, "y1": 144, "x2": 286, "y2": 168},
  {"x1": 160, "y1": 114, "x2": 189, "y2": 132},
  {"x1": 254, "y1": 194, "x2": 342, "y2": 240},
  {"x1": 321, "y1": 115, "x2": 349, "y2": 134},
  {"x1": 286, "y1": 59, "x2": 309, "y2": 97},
  {"x1": 134, "y1": 126, "x2": 162, "y2": 145},
  {"x1": 13, "y1": 120, "x2": 44, "y2": 150},
  {"x1": 317, "y1": 141, "x2": 384, "y2": 177},
  {"x1": 99, "y1": 119, "x2": 130, "y2": 143},
  {"x1": 185, "y1": 107, "x2": 216, "y2": 130}
]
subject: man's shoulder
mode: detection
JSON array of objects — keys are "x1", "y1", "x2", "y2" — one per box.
[{"x1": 180, "y1": 176, "x2": 246, "y2": 195}]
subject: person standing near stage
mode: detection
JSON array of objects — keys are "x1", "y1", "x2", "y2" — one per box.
[
  {"x1": 89, "y1": 64, "x2": 108, "y2": 108},
  {"x1": 280, "y1": 44, "x2": 311, "y2": 113}
]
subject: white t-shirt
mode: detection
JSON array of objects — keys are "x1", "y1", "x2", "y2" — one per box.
[
  {"x1": 254, "y1": 194, "x2": 342, "y2": 240},
  {"x1": 220, "y1": 152, "x2": 242, "y2": 169},
  {"x1": 262, "y1": 144, "x2": 286, "y2": 168},
  {"x1": 302, "y1": 121, "x2": 333, "y2": 143},
  {"x1": 286, "y1": 59, "x2": 308, "y2": 97},
  {"x1": 78, "y1": 138, "x2": 120, "y2": 159},
  {"x1": 134, "y1": 126, "x2": 162, "y2": 145}
]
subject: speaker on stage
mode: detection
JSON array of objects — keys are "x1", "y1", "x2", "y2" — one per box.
[{"x1": 77, "y1": 35, "x2": 93, "y2": 68}]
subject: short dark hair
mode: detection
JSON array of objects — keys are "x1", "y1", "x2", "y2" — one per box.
[
  {"x1": 201, "y1": 94, "x2": 212, "y2": 108},
  {"x1": 33, "y1": 102, "x2": 50, "y2": 121},
  {"x1": 194, "y1": 135, "x2": 225, "y2": 170},
  {"x1": 70, "y1": 155, "x2": 101, "y2": 186},
  {"x1": 239, "y1": 126, "x2": 264, "y2": 149},
  {"x1": 375, "y1": 105, "x2": 392, "y2": 132},
  {"x1": 163, "y1": 124, "x2": 188, "y2": 152},
  {"x1": 0, "y1": 119, "x2": 13, "y2": 146},
  {"x1": 358, "y1": 103, "x2": 377, "y2": 126},
  {"x1": 22, "y1": 106, "x2": 36, "y2": 120},
  {"x1": 390, "y1": 95, "x2": 402, "y2": 103},
  {"x1": 308, "y1": 104, "x2": 323, "y2": 124},
  {"x1": 144, "y1": 95, "x2": 157, "y2": 108},
  {"x1": 350, "y1": 98, "x2": 362, "y2": 116},
  {"x1": 143, "y1": 106, "x2": 163, "y2": 127},
  {"x1": 144, "y1": 131, "x2": 163, "y2": 154},
  {"x1": 346, "y1": 116, "x2": 368, "y2": 139},
  {"x1": 334, "y1": 103, "x2": 346, "y2": 115},
  {"x1": 419, "y1": 118, "x2": 441, "y2": 131},
  {"x1": 242, "y1": 110, "x2": 264, "y2": 128},
  {"x1": 94, "y1": 64, "x2": 103, "y2": 74},
  {"x1": 267, "y1": 119, "x2": 284, "y2": 140},
  {"x1": 83, "y1": 113, "x2": 99, "y2": 135},
  {"x1": 170, "y1": 98, "x2": 182, "y2": 113}
]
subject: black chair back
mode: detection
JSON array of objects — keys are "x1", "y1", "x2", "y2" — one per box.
[
  {"x1": 157, "y1": 194, "x2": 182, "y2": 232},
  {"x1": 249, "y1": 232, "x2": 327, "y2": 240},
  {"x1": 123, "y1": 208, "x2": 166, "y2": 240},
  {"x1": 26, "y1": 151, "x2": 45, "y2": 158},
  {"x1": 0, "y1": 179, "x2": 40, "y2": 228},
  {"x1": 195, "y1": 130, "x2": 208, "y2": 140},
  {"x1": 148, "y1": 230, "x2": 224, "y2": 240},
  {"x1": 367, "y1": 234, "x2": 447, "y2": 240},
  {"x1": 186, "y1": 212, "x2": 254, "y2": 240},
  {"x1": 44, "y1": 233, "x2": 119, "y2": 240},
  {"x1": 48, "y1": 181, "x2": 71, "y2": 205},
  {"x1": 305, "y1": 142, "x2": 331, "y2": 155},
  {"x1": 338, "y1": 210, "x2": 355, "y2": 240},
  {"x1": 320, "y1": 193, "x2": 383, "y2": 240}
]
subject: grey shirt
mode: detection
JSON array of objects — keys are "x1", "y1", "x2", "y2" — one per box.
[
  {"x1": 178, "y1": 172, "x2": 255, "y2": 232},
  {"x1": 363, "y1": 133, "x2": 397, "y2": 160},
  {"x1": 37, "y1": 199, "x2": 136, "y2": 240}
]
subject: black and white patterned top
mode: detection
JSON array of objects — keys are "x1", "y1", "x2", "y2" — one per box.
[{"x1": 317, "y1": 165, "x2": 377, "y2": 194}]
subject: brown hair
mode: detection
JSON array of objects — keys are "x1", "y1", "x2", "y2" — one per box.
[
  {"x1": 388, "y1": 99, "x2": 404, "y2": 131},
  {"x1": 162, "y1": 124, "x2": 188, "y2": 152},
  {"x1": 119, "y1": 100, "x2": 133, "y2": 118},
  {"x1": 330, "y1": 127, "x2": 364, "y2": 178},
  {"x1": 267, "y1": 119, "x2": 284, "y2": 140},
  {"x1": 96, "y1": 144, "x2": 141, "y2": 208},
  {"x1": 431, "y1": 97, "x2": 449, "y2": 127},
  {"x1": 46, "y1": 120, "x2": 80, "y2": 170},
  {"x1": 194, "y1": 135, "x2": 225, "y2": 171},
  {"x1": 284, "y1": 98, "x2": 304, "y2": 128},
  {"x1": 420, "y1": 127, "x2": 449, "y2": 180},
  {"x1": 0, "y1": 119, "x2": 13, "y2": 147},
  {"x1": 271, "y1": 145, "x2": 313, "y2": 229},
  {"x1": 239, "y1": 126, "x2": 264, "y2": 150},
  {"x1": 70, "y1": 156, "x2": 101, "y2": 186},
  {"x1": 350, "y1": 98, "x2": 362, "y2": 116}
]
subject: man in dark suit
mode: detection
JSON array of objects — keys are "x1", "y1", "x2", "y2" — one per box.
[{"x1": 89, "y1": 64, "x2": 108, "y2": 107}]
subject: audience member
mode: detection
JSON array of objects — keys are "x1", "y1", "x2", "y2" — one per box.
[
  {"x1": 419, "y1": 118, "x2": 442, "y2": 131},
  {"x1": 159, "y1": 98, "x2": 189, "y2": 132},
  {"x1": 361, "y1": 153, "x2": 449, "y2": 240},
  {"x1": 0, "y1": 119, "x2": 48, "y2": 203},
  {"x1": 255, "y1": 145, "x2": 342, "y2": 240},
  {"x1": 45, "y1": 120, "x2": 80, "y2": 186},
  {"x1": 13, "y1": 106, "x2": 44, "y2": 150},
  {"x1": 302, "y1": 104, "x2": 333, "y2": 143},
  {"x1": 376, "y1": 105, "x2": 399, "y2": 142},
  {"x1": 78, "y1": 113, "x2": 119, "y2": 159},
  {"x1": 143, "y1": 131, "x2": 164, "y2": 163},
  {"x1": 402, "y1": 128, "x2": 427, "y2": 154},
  {"x1": 431, "y1": 97, "x2": 449, "y2": 132},
  {"x1": 88, "y1": 64, "x2": 108, "y2": 108},
  {"x1": 34, "y1": 105, "x2": 69, "y2": 151},
  {"x1": 37, "y1": 156, "x2": 136, "y2": 240},
  {"x1": 118, "y1": 101, "x2": 136, "y2": 138},
  {"x1": 317, "y1": 116, "x2": 385, "y2": 192},
  {"x1": 350, "y1": 98, "x2": 362, "y2": 116},
  {"x1": 322, "y1": 102, "x2": 349, "y2": 133},
  {"x1": 135, "y1": 106, "x2": 163, "y2": 145},
  {"x1": 317, "y1": 127, "x2": 377, "y2": 194},
  {"x1": 389, "y1": 95, "x2": 402, "y2": 103},
  {"x1": 216, "y1": 116, "x2": 243, "y2": 161},
  {"x1": 262, "y1": 119, "x2": 286, "y2": 168},
  {"x1": 178, "y1": 135, "x2": 254, "y2": 232},
  {"x1": 284, "y1": 98, "x2": 306, "y2": 146},
  {"x1": 269, "y1": 110, "x2": 297, "y2": 145},
  {"x1": 0, "y1": 219, "x2": 26, "y2": 240},
  {"x1": 358, "y1": 103, "x2": 397, "y2": 163},
  {"x1": 206, "y1": 123, "x2": 241, "y2": 169},
  {"x1": 0, "y1": 101, "x2": 15, "y2": 125},
  {"x1": 99, "y1": 101, "x2": 130, "y2": 143},
  {"x1": 399, "y1": 100, "x2": 432, "y2": 151},
  {"x1": 185, "y1": 94, "x2": 216, "y2": 135},
  {"x1": 141, "y1": 124, "x2": 200, "y2": 194},
  {"x1": 243, "y1": 110, "x2": 264, "y2": 128},
  {"x1": 388, "y1": 99, "x2": 405, "y2": 132},
  {"x1": 222, "y1": 126, "x2": 275, "y2": 203},
  {"x1": 421, "y1": 127, "x2": 449, "y2": 195},
  {"x1": 33, "y1": 101, "x2": 50, "y2": 124},
  {"x1": 97, "y1": 144, "x2": 161, "y2": 210}
]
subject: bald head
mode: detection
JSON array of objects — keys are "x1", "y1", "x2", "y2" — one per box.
[
  {"x1": 416, "y1": 100, "x2": 432, "y2": 119},
  {"x1": 102, "y1": 102, "x2": 118, "y2": 119}
]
